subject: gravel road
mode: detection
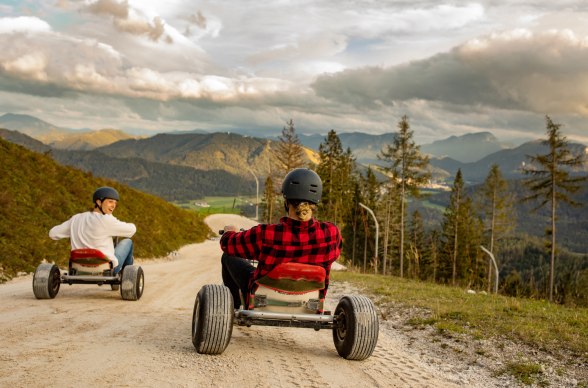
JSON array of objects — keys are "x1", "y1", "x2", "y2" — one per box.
[{"x1": 0, "y1": 214, "x2": 522, "y2": 387}]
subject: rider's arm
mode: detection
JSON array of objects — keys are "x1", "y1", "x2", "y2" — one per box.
[
  {"x1": 220, "y1": 225, "x2": 262, "y2": 260},
  {"x1": 104, "y1": 215, "x2": 136, "y2": 238},
  {"x1": 49, "y1": 218, "x2": 72, "y2": 240}
]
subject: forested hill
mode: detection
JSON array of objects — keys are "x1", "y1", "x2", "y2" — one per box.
[
  {"x1": 0, "y1": 128, "x2": 255, "y2": 201},
  {"x1": 0, "y1": 137, "x2": 211, "y2": 281}
]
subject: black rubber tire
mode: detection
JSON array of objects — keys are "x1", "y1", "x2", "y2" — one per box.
[
  {"x1": 32, "y1": 263, "x2": 61, "y2": 299},
  {"x1": 120, "y1": 265, "x2": 144, "y2": 301},
  {"x1": 332, "y1": 295, "x2": 379, "y2": 360},
  {"x1": 192, "y1": 284, "x2": 234, "y2": 354},
  {"x1": 110, "y1": 284, "x2": 120, "y2": 291}
]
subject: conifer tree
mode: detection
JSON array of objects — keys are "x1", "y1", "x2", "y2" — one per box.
[
  {"x1": 379, "y1": 115, "x2": 430, "y2": 278},
  {"x1": 522, "y1": 115, "x2": 587, "y2": 302},
  {"x1": 478, "y1": 164, "x2": 515, "y2": 292},
  {"x1": 440, "y1": 170, "x2": 484, "y2": 286},
  {"x1": 380, "y1": 180, "x2": 400, "y2": 276},
  {"x1": 261, "y1": 175, "x2": 277, "y2": 223},
  {"x1": 441, "y1": 169, "x2": 465, "y2": 286},
  {"x1": 274, "y1": 119, "x2": 305, "y2": 177},
  {"x1": 316, "y1": 130, "x2": 355, "y2": 225},
  {"x1": 408, "y1": 210, "x2": 426, "y2": 279}
]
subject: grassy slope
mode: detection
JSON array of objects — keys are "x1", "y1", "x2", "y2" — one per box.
[
  {"x1": 332, "y1": 271, "x2": 588, "y2": 362},
  {"x1": 0, "y1": 138, "x2": 211, "y2": 280}
]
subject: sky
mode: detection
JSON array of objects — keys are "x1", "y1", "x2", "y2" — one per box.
[{"x1": 1, "y1": 0, "x2": 588, "y2": 144}]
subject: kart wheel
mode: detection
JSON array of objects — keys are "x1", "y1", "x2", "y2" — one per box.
[
  {"x1": 192, "y1": 284, "x2": 233, "y2": 354},
  {"x1": 32, "y1": 263, "x2": 61, "y2": 299},
  {"x1": 120, "y1": 265, "x2": 144, "y2": 301},
  {"x1": 332, "y1": 295, "x2": 379, "y2": 360},
  {"x1": 110, "y1": 284, "x2": 120, "y2": 291}
]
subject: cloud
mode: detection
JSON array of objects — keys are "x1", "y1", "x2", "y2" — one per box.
[
  {"x1": 0, "y1": 27, "x2": 292, "y2": 102},
  {"x1": 86, "y1": 0, "x2": 129, "y2": 19},
  {"x1": 312, "y1": 29, "x2": 588, "y2": 116},
  {"x1": 85, "y1": 0, "x2": 171, "y2": 42},
  {"x1": 0, "y1": 16, "x2": 52, "y2": 34}
]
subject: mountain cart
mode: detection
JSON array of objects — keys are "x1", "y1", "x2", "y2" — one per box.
[
  {"x1": 191, "y1": 260, "x2": 379, "y2": 360},
  {"x1": 32, "y1": 248, "x2": 144, "y2": 301}
]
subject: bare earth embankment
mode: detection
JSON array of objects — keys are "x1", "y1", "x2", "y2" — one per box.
[{"x1": 1, "y1": 214, "x2": 525, "y2": 387}]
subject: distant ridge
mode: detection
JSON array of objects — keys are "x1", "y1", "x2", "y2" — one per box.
[
  {"x1": 98, "y1": 131, "x2": 319, "y2": 180},
  {"x1": 0, "y1": 129, "x2": 255, "y2": 201},
  {"x1": 50, "y1": 128, "x2": 137, "y2": 150},
  {"x1": 0, "y1": 113, "x2": 136, "y2": 149}
]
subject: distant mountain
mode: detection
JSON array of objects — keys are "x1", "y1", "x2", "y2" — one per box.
[
  {"x1": 0, "y1": 113, "x2": 75, "y2": 143},
  {"x1": 298, "y1": 131, "x2": 510, "y2": 164},
  {"x1": 0, "y1": 129, "x2": 255, "y2": 201},
  {"x1": 0, "y1": 113, "x2": 136, "y2": 149},
  {"x1": 421, "y1": 132, "x2": 510, "y2": 163},
  {"x1": 98, "y1": 132, "x2": 318, "y2": 180},
  {"x1": 429, "y1": 140, "x2": 588, "y2": 183},
  {"x1": 0, "y1": 128, "x2": 51, "y2": 153},
  {"x1": 298, "y1": 132, "x2": 395, "y2": 164},
  {"x1": 52, "y1": 149, "x2": 255, "y2": 201},
  {"x1": 50, "y1": 128, "x2": 137, "y2": 150}
]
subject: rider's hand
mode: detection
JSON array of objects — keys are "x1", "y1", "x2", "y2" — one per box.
[{"x1": 223, "y1": 225, "x2": 237, "y2": 233}]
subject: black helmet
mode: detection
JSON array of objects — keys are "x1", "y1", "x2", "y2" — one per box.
[
  {"x1": 281, "y1": 168, "x2": 322, "y2": 204},
  {"x1": 93, "y1": 187, "x2": 120, "y2": 204}
]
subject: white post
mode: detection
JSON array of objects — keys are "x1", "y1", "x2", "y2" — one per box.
[
  {"x1": 359, "y1": 203, "x2": 379, "y2": 274},
  {"x1": 480, "y1": 246, "x2": 499, "y2": 294}
]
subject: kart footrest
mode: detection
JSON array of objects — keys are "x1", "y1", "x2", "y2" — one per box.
[
  {"x1": 62, "y1": 275, "x2": 118, "y2": 282},
  {"x1": 236, "y1": 310, "x2": 333, "y2": 323}
]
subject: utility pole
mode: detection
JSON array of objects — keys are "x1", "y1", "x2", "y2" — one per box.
[{"x1": 359, "y1": 203, "x2": 379, "y2": 274}]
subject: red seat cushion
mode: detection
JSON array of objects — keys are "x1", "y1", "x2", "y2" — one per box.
[
  {"x1": 255, "y1": 262, "x2": 326, "y2": 294},
  {"x1": 70, "y1": 248, "x2": 110, "y2": 266},
  {"x1": 265, "y1": 262, "x2": 326, "y2": 282}
]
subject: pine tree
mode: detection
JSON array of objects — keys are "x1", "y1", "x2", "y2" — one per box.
[
  {"x1": 522, "y1": 115, "x2": 587, "y2": 302},
  {"x1": 316, "y1": 130, "x2": 355, "y2": 225},
  {"x1": 441, "y1": 169, "x2": 465, "y2": 286},
  {"x1": 478, "y1": 164, "x2": 515, "y2": 292},
  {"x1": 408, "y1": 210, "x2": 426, "y2": 279},
  {"x1": 274, "y1": 119, "x2": 305, "y2": 177},
  {"x1": 440, "y1": 170, "x2": 484, "y2": 287},
  {"x1": 380, "y1": 179, "x2": 401, "y2": 276},
  {"x1": 261, "y1": 175, "x2": 278, "y2": 223},
  {"x1": 378, "y1": 115, "x2": 430, "y2": 278}
]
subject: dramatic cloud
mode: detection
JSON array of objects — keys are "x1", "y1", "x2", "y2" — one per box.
[
  {"x1": 1, "y1": 1, "x2": 588, "y2": 144},
  {"x1": 312, "y1": 29, "x2": 588, "y2": 116}
]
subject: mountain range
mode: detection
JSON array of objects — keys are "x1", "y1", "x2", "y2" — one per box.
[
  {"x1": 0, "y1": 113, "x2": 135, "y2": 150},
  {"x1": 1, "y1": 113, "x2": 587, "y2": 188}
]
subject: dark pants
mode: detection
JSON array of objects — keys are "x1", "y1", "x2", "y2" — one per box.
[{"x1": 221, "y1": 253, "x2": 255, "y2": 309}]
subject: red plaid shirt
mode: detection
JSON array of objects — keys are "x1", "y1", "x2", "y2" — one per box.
[{"x1": 220, "y1": 217, "x2": 342, "y2": 294}]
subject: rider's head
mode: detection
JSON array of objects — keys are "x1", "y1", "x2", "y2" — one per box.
[
  {"x1": 93, "y1": 186, "x2": 120, "y2": 215},
  {"x1": 281, "y1": 168, "x2": 322, "y2": 221}
]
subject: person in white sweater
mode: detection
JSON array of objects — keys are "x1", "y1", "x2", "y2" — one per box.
[{"x1": 49, "y1": 186, "x2": 136, "y2": 275}]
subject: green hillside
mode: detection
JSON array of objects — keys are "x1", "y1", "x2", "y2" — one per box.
[{"x1": 0, "y1": 137, "x2": 211, "y2": 281}]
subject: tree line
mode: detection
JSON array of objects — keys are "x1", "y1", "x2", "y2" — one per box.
[{"x1": 260, "y1": 116, "x2": 588, "y2": 306}]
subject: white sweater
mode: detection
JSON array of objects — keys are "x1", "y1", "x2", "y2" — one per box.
[{"x1": 49, "y1": 211, "x2": 136, "y2": 267}]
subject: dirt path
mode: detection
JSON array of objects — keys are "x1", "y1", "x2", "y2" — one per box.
[{"x1": 1, "y1": 214, "x2": 500, "y2": 387}]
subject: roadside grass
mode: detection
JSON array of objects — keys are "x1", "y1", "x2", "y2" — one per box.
[
  {"x1": 495, "y1": 361, "x2": 546, "y2": 386},
  {"x1": 331, "y1": 271, "x2": 588, "y2": 363}
]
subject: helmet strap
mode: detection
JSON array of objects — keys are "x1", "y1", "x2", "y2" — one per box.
[{"x1": 95, "y1": 200, "x2": 106, "y2": 215}]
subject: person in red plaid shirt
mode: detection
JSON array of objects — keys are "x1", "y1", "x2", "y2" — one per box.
[{"x1": 220, "y1": 168, "x2": 342, "y2": 309}]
